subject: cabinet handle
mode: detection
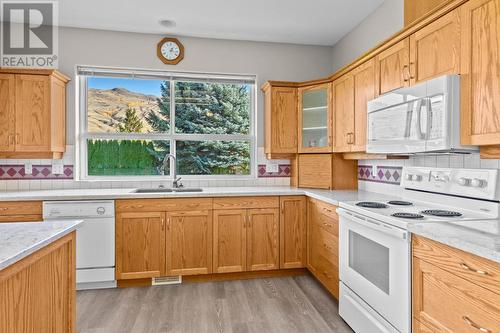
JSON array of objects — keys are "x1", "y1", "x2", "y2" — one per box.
[
  {"x1": 409, "y1": 62, "x2": 415, "y2": 80},
  {"x1": 322, "y1": 222, "x2": 332, "y2": 228},
  {"x1": 402, "y1": 65, "x2": 410, "y2": 82},
  {"x1": 323, "y1": 243, "x2": 333, "y2": 251},
  {"x1": 15, "y1": 134, "x2": 20, "y2": 145},
  {"x1": 161, "y1": 218, "x2": 165, "y2": 231},
  {"x1": 8, "y1": 135, "x2": 14, "y2": 145},
  {"x1": 166, "y1": 218, "x2": 170, "y2": 230},
  {"x1": 323, "y1": 207, "x2": 333, "y2": 213},
  {"x1": 132, "y1": 205, "x2": 144, "y2": 209},
  {"x1": 322, "y1": 271, "x2": 333, "y2": 279},
  {"x1": 460, "y1": 263, "x2": 489, "y2": 275},
  {"x1": 462, "y1": 316, "x2": 491, "y2": 333},
  {"x1": 0, "y1": 207, "x2": 8, "y2": 211}
]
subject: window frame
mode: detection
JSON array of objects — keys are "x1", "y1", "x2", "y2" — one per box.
[{"x1": 75, "y1": 66, "x2": 257, "y2": 181}]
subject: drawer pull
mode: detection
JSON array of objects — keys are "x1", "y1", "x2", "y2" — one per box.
[
  {"x1": 322, "y1": 223, "x2": 332, "y2": 228},
  {"x1": 0, "y1": 207, "x2": 8, "y2": 211},
  {"x1": 322, "y1": 271, "x2": 333, "y2": 279},
  {"x1": 132, "y1": 205, "x2": 144, "y2": 209},
  {"x1": 462, "y1": 316, "x2": 491, "y2": 333},
  {"x1": 323, "y1": 244, "x2": 333, "y2": 251},
  {"x1": 460, "y1": 263, "x2": 489, "y2": 275},
  {"x1": 323, "y1": 208, "x2": 333, "y2": 213}
]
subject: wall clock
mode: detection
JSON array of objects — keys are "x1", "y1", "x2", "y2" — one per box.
[{"x1": 157, "y1": 37, "x2": 184, "y2": 65}]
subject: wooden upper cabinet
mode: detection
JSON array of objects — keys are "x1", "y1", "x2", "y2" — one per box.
[
  {"x1": 0, "y1": 74, "x2": 15, "y2": 152},
  {"x1": 409, "y1": 8, "x2": 461, "y2": 84},
  {"x1": 351, "y1": 59, "x2": 376, "y2": 152},
  {"x1": 298, "y1": 83, "x2": 333, "y2": 153},
  {"x1": 115, "y1": 212, "x2": 166, "y2": 280},
  {"x1": 166, "y1": 210, "x2": 213, "y2": 276},
  {"x1": 375, "y1": 38, "x2": 410, "y2": 95},
  {"x1": 332, "y1": 74, "x2": 355, "y2": 153},
  {"x1": 213, "y1": 209, "x2": 247, "y2": 273},
  {"x1": 247, "y1": 208, "x2": 279, "y2": 271},
  {"x1": 460, "y1": 0, "x2": 500, "y2": 146},
  {"x1": 263, "y1": 84, "x2": 298, "y2": 158},
  {"x1": 297, "y1": 154, "x2": 332, "y2": 189},
  {"x1": 0, "y1": 69, "x2": 69, "y2": 159},
  {"x1": 279, "y1": 196, "x2": 307, "y2": 269},
  {"x1": 404, "y1": 0, "x2": 453, "y2": 26},
  {"x1": 15, "y1": 75, "x2": 51, "y2": 152}
]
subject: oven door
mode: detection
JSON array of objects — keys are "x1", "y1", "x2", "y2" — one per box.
[{"x1": 338, "y1": 208, "x2": 411, "y2": 333}]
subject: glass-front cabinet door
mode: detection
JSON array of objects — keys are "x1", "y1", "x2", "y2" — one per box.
[{"x1": 298, "y1": 83, "x2": 332, "y2": 153}]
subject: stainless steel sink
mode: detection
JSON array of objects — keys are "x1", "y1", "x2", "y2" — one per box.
[
  {"x1": 131, "y1": 188, "x2": 203, "y2": 193},
  {"x1": 132, "y1": 188, "x2": 173, "y2": 193},
  {"x1": 172, "y1": 188, "x2": 203, "y2": 192}
]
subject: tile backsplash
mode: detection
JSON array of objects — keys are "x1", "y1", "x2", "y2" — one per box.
[
  {"x1": 0, "y1": 146, "x2": 291, "y2": 192},
  {"x1": 357, "y1": 153, "x2": 500, "y2": 196}
]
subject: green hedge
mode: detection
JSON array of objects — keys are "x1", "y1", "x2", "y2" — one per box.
[{"x1": 87, "y1": 140, "x2": 159, "y2": 175}]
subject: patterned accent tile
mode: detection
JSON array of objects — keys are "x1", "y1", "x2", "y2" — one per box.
[
  {"x1": 258, "y1": 164, "x2": 291, "y2": 178},
  {"x1": 0, "y1": 165, "x2": 74, "y2": 180},
  {"x1": 358, "y1": 165, "x2": 403, "y2": 185}
]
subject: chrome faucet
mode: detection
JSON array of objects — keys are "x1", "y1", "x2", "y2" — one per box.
[{"x1": 161, "y1": 154, "x2": 183, "y2": 188}]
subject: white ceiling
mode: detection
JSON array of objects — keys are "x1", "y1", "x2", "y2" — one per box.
[{"x1": 58, "y1": 0, "x2": 385, "y2": 46}]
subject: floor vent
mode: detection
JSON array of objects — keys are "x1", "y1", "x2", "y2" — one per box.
[{"x1": 152, "y1": 276, "x2": 182, "y2": 286}]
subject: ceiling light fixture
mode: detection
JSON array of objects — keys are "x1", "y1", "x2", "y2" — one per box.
[{"x1": 159, "y1": 19, "x2": 176, "y2": 29}]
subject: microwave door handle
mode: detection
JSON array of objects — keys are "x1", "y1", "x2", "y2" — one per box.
[
  {"x1": 404, "y1": 100, "x2": 414, "y2": 138},
  {"x1": 425, "y1": 98, "x2": 432, "y2": 139},
  {"x1": 415, "y1": 99, "x2": 425, "y2": 140}
]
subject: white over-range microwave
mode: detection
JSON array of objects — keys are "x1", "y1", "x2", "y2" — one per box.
[{"x1": 366, "y1": 75, "x2": 477, "y2": 154}]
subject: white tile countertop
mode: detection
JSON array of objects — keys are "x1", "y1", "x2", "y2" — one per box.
[
  {"x1": 408, "y1": 219, "x2": 500, "y2": 263},
  {"x1": 0, "y1": 186, "x2": 396, "y2": 205},
  {"x1": 0, "y1": 219, "x2": 83, "y2": 271}
]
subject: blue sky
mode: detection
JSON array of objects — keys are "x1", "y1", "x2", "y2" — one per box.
[{"x1": 88, "y1": 77, "x2": 164, "y2": 97}]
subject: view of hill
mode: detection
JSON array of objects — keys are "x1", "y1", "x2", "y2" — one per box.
[{"x1": 87, "y1": 87, "x2": 164, "y2": 133}]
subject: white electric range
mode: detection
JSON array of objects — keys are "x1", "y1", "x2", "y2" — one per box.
[{"x1": 337, "y1": 166, "x2": 500, "y2": 333}]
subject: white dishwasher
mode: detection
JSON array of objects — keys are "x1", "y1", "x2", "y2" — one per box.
[{"x1": 43, "y1": 200, "x2": 116, "y2": 290}]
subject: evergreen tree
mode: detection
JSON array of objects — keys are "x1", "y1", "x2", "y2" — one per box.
[
  {"x1": 117, "y1": 108, "x2": 143, "y2": 133},
  {"x1": 147, "y1": 81, "x2": 250, "y2": 175}
]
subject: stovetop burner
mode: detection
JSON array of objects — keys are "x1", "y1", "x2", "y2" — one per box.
[
  {"x1": 421, "y1": 209, "x2": 462, "y2": 217},
  {"x1": 388, "y1": 200, "x2": 413, "y2": 206},
  {"x1": 356, "y1": 202, "x2": 388, "y2": 209},
  {"x1": 391, "y1": 212, "x2": 424, "y2": 219}
]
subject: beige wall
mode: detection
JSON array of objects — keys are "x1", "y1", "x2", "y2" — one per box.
[
  {"x1": 58, "y1": 27, "x2": 334, "y2": 146},
  {"x1": 331, "y1": 0, "x2": 404, "y2": 72}
]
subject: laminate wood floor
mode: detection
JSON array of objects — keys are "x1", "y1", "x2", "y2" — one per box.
[{"x1": 77, "y1": 275, "x2": 354, "y2": 333}]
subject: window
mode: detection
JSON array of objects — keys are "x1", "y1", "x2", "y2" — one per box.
[{"x1": 77, "y1": 67, "x2": 256, "y2": 180}]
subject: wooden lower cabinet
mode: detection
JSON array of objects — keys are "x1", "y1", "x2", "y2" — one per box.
[
  {"x1": 279, "y1": 196, "x2": 307, "y2": 269},
  {"x1": 166, "y1": 210, "x2": 213, "y2": 276},
  {"x1": 115, "y1": 212, "x2": 166, "y2": 280},
  {"x1": 213, "y1": 207, "x2": 280, "y2": 273},
  {"x1": 247, "y1": 208, "x2": 280, "y2": 271},
  {"x1": 0, "y1": 232, "x2": 76, "y2": 333},
  {"x1": 413, "y1": 235, "x2": 500, "y2": 333},
  {"x1": 213, "y1": 209, "x2": 247, "y2": 273},
  {"x1": 307, "y1": 198, "x2": 340, "y2": 299}
]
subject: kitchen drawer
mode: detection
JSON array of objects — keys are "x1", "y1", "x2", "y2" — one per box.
[
  {"x1": 213, "y1": 196, "x2": 279, "y2": 210},
  {"x1": 313, "y1": 199, "x2": 338, "y2": 221},
  {"x1": 0, "y1": 201, "x2": 42, "y2": 216},
  {"x1": 413, "y1": 257, "x2": 500, "y2": 333},
  {"x1": 314, "y1": 225, "x2": 339, "y2": 264},
  {"x1": 0, "y1": 214, "x2": 42, "y2": 223},
  {"x1": 116, "y1": 198, "x2": 213, "y2": 213},
  {"x1": 413, "y1": 235, "x2": 500, "y2": 295},
  {"x1": 312, "y1": 252, "x2": 339, "y2": 299}
]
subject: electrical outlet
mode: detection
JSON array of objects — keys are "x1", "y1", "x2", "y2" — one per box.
[
  {"x1": 265, "y1": 162, "x2": 279, "y2": 173},
  {"x1": 24, "y1": 162, "x2": 32, "y2": 175},
  {"x1": 52, "y1": 160, "x2": 64, "y2": 175}
]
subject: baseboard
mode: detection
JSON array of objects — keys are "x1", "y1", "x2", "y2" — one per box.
[{"x1": 116, "y1": 268, "x2": 309, "y2": 288}]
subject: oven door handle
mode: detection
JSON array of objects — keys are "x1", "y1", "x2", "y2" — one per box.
[{"x1": 337, "y1": 208, "x2": 410, "y2": 241}]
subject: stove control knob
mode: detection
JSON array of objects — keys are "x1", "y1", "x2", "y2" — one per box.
[
  {"x1": 457, "y1": 177, "x2": 471, "y2": 186},
  {"x1": 406, "y1": 174, "x2": 414, "y2": 181},
  {"x1": 413, "y1": 175, "x2": 423, "y2": 181},
  {"x1": 471, "y1": 178, "x2": 487, "y2": 188}
]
